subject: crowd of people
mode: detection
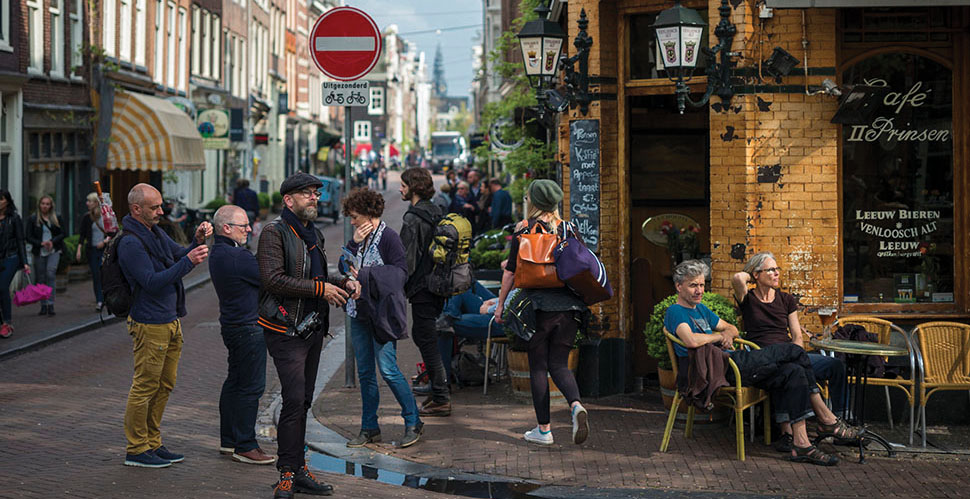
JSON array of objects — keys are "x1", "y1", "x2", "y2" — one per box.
[{"x1": 433, "y1": 167, "x2": 514, "y2": 235}]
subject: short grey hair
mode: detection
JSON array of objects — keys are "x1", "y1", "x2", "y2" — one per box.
[
  {"x1": 213, "y1": 205, "x2": 245, "y2": 228},
  {"x1": 457, "y1": 181, "x2": 469, "y2": 189},
  {"x1": 743, "y1": 251, "x2": 775, "y2": 275},
  {"x1": 673, "y1": 259, "x2": 710, "y2": 284}
]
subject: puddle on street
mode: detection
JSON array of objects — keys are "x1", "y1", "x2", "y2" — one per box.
[{"x1": 309, "y1": 452, "x2": 541, "y2": 498}]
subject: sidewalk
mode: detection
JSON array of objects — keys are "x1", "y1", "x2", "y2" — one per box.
[
  {"x1": 0, "y1": 265, "x2": 211, "y2": 361},
  {"x1": 312, "y1": 332, "x2": 970, "y2": 497}
]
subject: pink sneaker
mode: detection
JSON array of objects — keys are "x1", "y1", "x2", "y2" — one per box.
[{"x1": 0, "y1": 324, "x2": 12, "y2": 338}]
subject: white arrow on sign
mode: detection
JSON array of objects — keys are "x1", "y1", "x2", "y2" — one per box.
[{"x1": 314, "y1": 37, "x2": 376, "y2": 52}]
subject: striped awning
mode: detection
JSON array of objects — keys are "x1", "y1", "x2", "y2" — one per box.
[
  {"x1": 107, "y1": 91, "x2": 205, "y2": 171},
  {"x1": 27, "y1": 162, "x2": 62, "y2": 172}
]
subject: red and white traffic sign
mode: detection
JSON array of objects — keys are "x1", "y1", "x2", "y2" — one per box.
[{"x1": 309, "y1": 7, "x2": 382, "y2": 82}]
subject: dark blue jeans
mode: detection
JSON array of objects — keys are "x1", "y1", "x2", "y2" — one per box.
[
  {"x1": 88, "y1": 246, "x2": 104, "y2": 303},
  {"x1": 0, "y1": 254, "x2": 20, "y2": 322},
  {"x1": 219, "y1": 324, "x2": 267, "y2": 453},
  {"x1": 350, "y1": 316, "x2": 420, "y2": 429},
  {"x1": 809, "y1": 352, "x2": 847, "y2": 415}
]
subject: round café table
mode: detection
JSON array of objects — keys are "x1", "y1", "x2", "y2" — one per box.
[{"x1": 810, "y1": 338, "x2": 909, "y2": 463}]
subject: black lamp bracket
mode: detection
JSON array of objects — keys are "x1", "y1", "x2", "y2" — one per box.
[
  {"x1": 559, "y1": 9, "x2": 593, "y2": 116},
  {"x1": 675, "y1": 0, "x2": 738, "y2": 114}
]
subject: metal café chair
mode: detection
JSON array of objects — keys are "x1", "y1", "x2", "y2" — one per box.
[
  {"x1": 912, "y1": 321, "x2": 970, "y2": 448},
  {"x1": 483, "y1": 316, "x2": 509, "y2": 395}
]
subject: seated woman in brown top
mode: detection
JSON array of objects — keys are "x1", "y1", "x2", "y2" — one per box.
[{"x1": 732, "y1": 251, "x2": 858, "y2": 452}]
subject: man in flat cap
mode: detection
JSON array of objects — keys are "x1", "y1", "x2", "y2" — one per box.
[{"x1": 258, "y1": 172, "x2": 355, "y2": 498}]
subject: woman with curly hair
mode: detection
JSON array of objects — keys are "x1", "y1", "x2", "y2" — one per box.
[{"x1": 341, "y1": 187, "x2": 424, "y2": 449}]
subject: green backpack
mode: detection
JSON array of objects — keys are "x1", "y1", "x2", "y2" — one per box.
[{"x1": 427, "y1": 213, "x2": 473, "y2": 297}]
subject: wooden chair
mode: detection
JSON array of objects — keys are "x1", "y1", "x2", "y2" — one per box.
[
  {"x1": 912, "y1": 322, "x2": 970, "y2": 448},
  {"x1": 660, "y1": 329, "x2": 770, "y2": 461},
  {"x1": 483, "y1": 316, "x2": 509, "y2": 395},
  {"x1": 834, "y1": 316, "x2": 917, "y2": 445}
]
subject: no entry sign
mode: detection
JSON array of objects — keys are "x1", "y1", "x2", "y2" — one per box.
[{"x1": 309, "y1": 7, "x2": 382, "y2": 81}]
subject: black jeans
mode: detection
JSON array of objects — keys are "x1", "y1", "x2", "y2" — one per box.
[
  {"x1": 410, "y1": 290, "x2": 448, "y2": 403},
  {"x1": 220, "y1": 324, "x2": 267, "y2": 453},
  {"x1": 528, "y1": 311, "x2": 582, "y2": 425},
  {"x1": 264, "y1": 328, "x2": 325, "y2": 470},
  {"x1": 729, "y1": 343, "x2": 818, "y2": 424}
]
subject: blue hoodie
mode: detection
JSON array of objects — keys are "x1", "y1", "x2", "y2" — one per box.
[{"x1": 118, "y1": 214, "x2": 199, "y2": 324}]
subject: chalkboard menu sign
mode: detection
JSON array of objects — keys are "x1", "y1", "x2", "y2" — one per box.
[{"x1": 569, "y1": 119, "x2": 600, "y2": 252}]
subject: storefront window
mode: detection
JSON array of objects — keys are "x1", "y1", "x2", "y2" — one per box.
[{"x1": 841, "y1": 53, "x2": 953, "y2": 304}]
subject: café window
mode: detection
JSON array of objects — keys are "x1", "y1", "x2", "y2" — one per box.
[{"x1": 841, "y1": 53, "x2": 953, "y2": 305}]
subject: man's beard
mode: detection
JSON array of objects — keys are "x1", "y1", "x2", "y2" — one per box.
[{"x1": 296, "y1": 204, "x2": 317, "y2": 221}]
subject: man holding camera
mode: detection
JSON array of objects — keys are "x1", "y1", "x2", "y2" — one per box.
[{"x1": 257, "y1": 173, "x2": 353, "y2": 498}]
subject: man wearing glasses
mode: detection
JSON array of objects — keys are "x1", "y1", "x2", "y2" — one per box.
[
  {"x1": 209, "y1": 205, "x2": 276, "y2": 466},
  {"x1": 257, "y1": 172, "x2": 352, "y2": 498}
]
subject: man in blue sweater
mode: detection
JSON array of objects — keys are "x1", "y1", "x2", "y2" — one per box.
[
  {"x1": 209, "y1": 205, "x2": 276, "y2": 466},
  {"x1": 119, "y1": 183, "x2": 212, "y2": 468}
]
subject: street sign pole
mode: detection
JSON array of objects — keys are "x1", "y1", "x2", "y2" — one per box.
[{"x1": 343, "y1": 105, "x2": 354, "y2": 388}]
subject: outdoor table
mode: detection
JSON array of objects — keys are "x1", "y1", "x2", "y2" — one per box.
[{"x1": 810, "y1": 338, "x2": 909, "y2": 463}]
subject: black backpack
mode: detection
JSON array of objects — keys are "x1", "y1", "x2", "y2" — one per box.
[{"x1": 101, "y1": 231, "x2": 148, "y2": 317}]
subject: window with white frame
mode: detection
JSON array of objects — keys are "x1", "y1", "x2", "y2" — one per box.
[
  {"x1": 50, "y1": 0, "x2": 65, "y2": 76},
  {"x1": 238, "y1": 38, "x2": 245, "y2": 98},
  {"x1": 368, "y1": 87, "x2": 384, "y2": 115},
  {"x1": 0, "y1": 94, "x2": 10, "y2": 191},
  {"x1": 178, "y1": 7, "x2": 186, "y2": 90},
  {"x1": 190, "y1": 7, "x2": 199, "y2": 75},
  {"x1": 0, "y1": 0, "x2": 11, "y2": 51},
  {"x1": 119, "y1": 0, "x2": 131, "y2": 61},
  {"x1": 201, "y1": 10, "x2": 210, "y2": 78},
  {"x1": 103, "y1": 0, "x2": 116, "y2": 57},
  {"x1": 134, "y1": 0, "x2": 145, "y2": 66},
  {"x1": 70, "y1": 0, "x2": 83, "y2": 73},
  {"x1": 166, "y1": 2, "x2": 175, "y2": 88},
  {"x1": 354, "y1": 121, "x2": 371, "y2": 142},
  {"x1": 211, "y1": 16, "x2": 220, "y2": 80},
  {"x1": 26, "y1": 0, "x2": 43, "y2": 72},
  {"x1": 154, "y1": 1, "x2": 164, "y2": 81}
]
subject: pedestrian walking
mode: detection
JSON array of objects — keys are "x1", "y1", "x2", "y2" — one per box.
[
  {"x1": 77, "y1": 192, "x2": 108, "y2": 310},
  {"x1": 209, "y1": 205, "x2": 277, "y2": 466},
  {"x1": 0, "y1": 189, "x2": 29, "y2": 339},
  {"x1": 488, "y1": 179, "x2": 514, "y2": 229},
  {"x1": 399, "y1": 168, "x2": 452, "y2": 417},
  {"x1": 233, "y1": 179, "x2": 260, "y2": 226},
  {"x1": 257, "y1": 172, "x2": 350, "y2": 498},
  {"x1": 119, "y1": 183, "x2": 213, "y2": 468},
  {"x1": 495, "y1": 180, "x2": 591, "y2": 446},
  {"x1": 341, "y1": 188, "x2": 424, "y2": 448},
  {"x1": 26, "y1": 195, "x2": 64, "y2": 316}
]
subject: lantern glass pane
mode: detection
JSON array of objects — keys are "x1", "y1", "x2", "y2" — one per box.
[
  {"x1": 541, "y1": 36, "x2": 563, "y2": 77},
  {"x1": 681, "y1": 26, "x2": 703, "y2": 68},
  {"x1": 520, "y1": 36, "x2": 543, "y2": 77},
  {"x1": 656, "y1": 26, "x2": 681, "y2": 70}
]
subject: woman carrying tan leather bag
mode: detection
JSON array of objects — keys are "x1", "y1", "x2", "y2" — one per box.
[{"x1": 494, "y1": 179, "x2": 590, "y2": 447}]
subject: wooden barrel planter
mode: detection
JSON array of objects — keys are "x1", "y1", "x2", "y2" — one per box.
[
  {"x1": 658, "y1": 368, "x2": 728, "y2": 425},
  {"x1": 508, "y1": 349, "x2": 579, "y2": 401}
]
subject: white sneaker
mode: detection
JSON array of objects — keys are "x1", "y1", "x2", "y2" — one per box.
[
  {"x1": 571, "y1": 403, "x2": 589, "y2": 444},
  {"x1": 523, "y1": 426, "x2": 554, "y2": 445}
]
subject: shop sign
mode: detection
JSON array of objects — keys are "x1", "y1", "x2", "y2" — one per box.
[
  {"x1": 197, "y1": 108, "x2": 230, "y2": 150},
  {"x1": 846, "y1": 79, "x2": 951, "y2": 144},
  {"x1": 229, "y1": 108, "x2": 244, "y2": 142},
  {"x1": 569, "y1": 120, "x2": 600, "y2": 252},
  {"x1": 854, "y1": 209, "x2": 941, "y2": 258}
]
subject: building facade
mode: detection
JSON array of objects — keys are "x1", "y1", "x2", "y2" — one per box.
[{"x1": 553, "y1": 0, "x2": 968, "y2": 384}]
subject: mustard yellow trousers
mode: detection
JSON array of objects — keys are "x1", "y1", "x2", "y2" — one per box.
[{"x1": 124, "y1": 318, "x2": 182, "y2": 455}]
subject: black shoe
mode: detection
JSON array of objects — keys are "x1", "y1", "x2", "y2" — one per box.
[
  {"x1": 400, "y1": 422, "x2": 424, "y2": 448},
  {"x1": 273, "y1": 468, "x2": 296, "y2": 499},
  {"x1": 47, "y1": 305, "x2": 55, "y2": 316},
  {"x1": 294, "y1": 465, "x2": 334, "y2": 496},
  {"x1": 412, "y1": 384, "x2": 432, "y2": 396},
  {"x1": 152, "y1": 445, "x2": 184, "y2": 463},
  {"x1": 38, "y1": 304, "x2": 48, "y2": 316},
  {"x1": 773, "y1": 433, "x2": 794, "y2": 453},
  {"x1": 435, "y1": 314, "x2": 455, "y2": 334},
  {"x1": 346, "y1": 428, "x2": 381, "y2": 448}
]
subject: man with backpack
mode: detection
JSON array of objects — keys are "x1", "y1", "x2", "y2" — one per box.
[
  {"x1": 399, "y1": 168, "x2": 452, "y2": 416},
  {"x1": 117, "y1": 183, "x2": 212, "y2": 468}
]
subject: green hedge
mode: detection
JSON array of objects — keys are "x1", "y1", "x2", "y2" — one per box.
[
  {"x1": 271, "y1": 191, "x2": 283, "y2": 205},
  {"x1": 204, "y1": 198, "x2": 228, "y2": 210},
  {"x1": 59, "y1": 234, "x2": 82, "y2": 272},
  {"x1": 470, "y1": 228, "x2": 511, "y2": 269},
  {"x1": 258, "y1": 192, "x2": 271, "y2": 209}
]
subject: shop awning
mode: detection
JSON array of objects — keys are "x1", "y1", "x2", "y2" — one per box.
[
  {"x1": 354, "y1": 143, "x2": 372, "y2": 157},
  {"x1": 388, "y1": 144, "x2": 400, "y2": 158},
  {"x1": 27, "y1": 162, "x2": 62, "y2": 172},
  {"x1": 766, "y1": 0, "x2": 970, "y2": 6},
  {"x1": 107, "y1": 91, "x2": 205, "y2": 171}
]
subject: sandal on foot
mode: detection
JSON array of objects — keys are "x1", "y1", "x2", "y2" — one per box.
[
  {"x1": 790, "y1": 444, "x2": 840, "y2": 466},
  {"x1": 817, "y1": 417, "x2": 864, "y2": 444}
]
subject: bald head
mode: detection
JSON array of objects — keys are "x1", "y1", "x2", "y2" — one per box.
[
  {"x1": 128, "y1": 183, "x2": 163, "y2": 227},
  {"x1": 213, "y1": 204, "x2": 251, "y2": 245}
]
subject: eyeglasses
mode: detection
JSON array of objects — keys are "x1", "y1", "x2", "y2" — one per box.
[
  {"x1": 758, "y1": 267, "x2": 782, "y2": 274},
  {"x1": 225, "y1": 223, "x2": 249, "y2": 228},
  {"x1": 295, "y1": 189, "x2": 320, "y2": 199}
]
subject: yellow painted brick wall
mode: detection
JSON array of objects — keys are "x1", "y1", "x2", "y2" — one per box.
[{"x1": 709, "y1": 4, "x2": 840, "y2": 332}]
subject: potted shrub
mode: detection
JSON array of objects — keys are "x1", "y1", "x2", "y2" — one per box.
[
  {"x1": 470, "y1": 228, "x2": 510, "y2": 282},
  {"x1": 257, "y1": 192, "x2": 271, "y2": 219},
  {"x1": 271, "y1": 191, "x2": 283, "y2": 213},
  {"x1": 643, "y1": 292, "x2": 740, "y2": 410}
]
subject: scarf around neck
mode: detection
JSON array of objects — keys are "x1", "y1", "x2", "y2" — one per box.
[
  {"x1": 346, "y1": 220, "x2": 386, "y2": 318},
  {"x1": 281, "y1": 208, "x2": 324, "y2": 279}
]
